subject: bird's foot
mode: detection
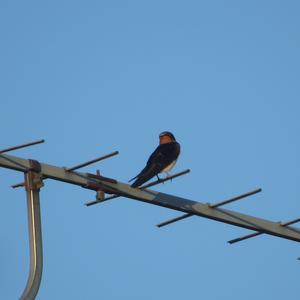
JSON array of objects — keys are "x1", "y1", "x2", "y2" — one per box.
[
  {"x1": 166, "y1": 172, "x2": 173, "y2": 181},
  {"x1": 156, "y1": 175, "x2": 164, "y2": 183}
]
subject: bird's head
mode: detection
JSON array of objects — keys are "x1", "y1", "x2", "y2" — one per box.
[{"x1": 159, "y1": 131, "x2": 176, "y2": 144}]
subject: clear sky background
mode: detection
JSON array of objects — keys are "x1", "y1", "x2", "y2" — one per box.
[{"x1": 1, "y1": 1, "x2": 300, "y2": 299}]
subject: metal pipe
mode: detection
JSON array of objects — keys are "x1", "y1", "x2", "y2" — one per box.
[
  {"x1": 0, "y1": 139, "x2": 44, "y2": 154},
  {"x1": 228, "y1": 217, "x2": 300, "y2": 244},
  {"x1": 20, "y1": 172, "x2": 43, "y2": 300},
  {"x1": 157, "y1": 188, "x2": 262, "y2": 228}
]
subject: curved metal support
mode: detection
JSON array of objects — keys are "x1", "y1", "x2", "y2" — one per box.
[{"x1": 20, "y1": 171, "x2": 43, "y2": 300}]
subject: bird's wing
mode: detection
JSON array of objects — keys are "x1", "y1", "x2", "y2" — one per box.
[
  {"x1": 130, "y1": 162, "x2": 163, "y2": 187},
  {"x1": 129, "y1": 147, "x2": 164, "y2": 183},
  {"x1": 147, "y1": 142, "x2": 180, "y2": 166}
]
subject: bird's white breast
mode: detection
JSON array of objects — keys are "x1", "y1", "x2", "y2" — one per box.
[{"x1": 162, "y1": 160, "x2": 177, "y2": 173}]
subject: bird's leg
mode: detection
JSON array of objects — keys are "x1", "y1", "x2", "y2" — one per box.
[
  {"x1": 156, "y1": 174, "x2": 163, "y2": 183},
  {"x1": 166, "y1": 172, "x2": 172, "y2": 182}
]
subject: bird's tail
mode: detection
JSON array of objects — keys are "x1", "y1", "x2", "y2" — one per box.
[
  {"x1": 128, "y1": 176, "x2": 136, "y2": 183},
  {"x1": 129, "y1": 174, "x2": 143, "y2": 187},
  {"x1": 130, "y1": 178, "x2": 143, "y2": 188}
]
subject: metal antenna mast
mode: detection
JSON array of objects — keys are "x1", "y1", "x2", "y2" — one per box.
[
  {"x1": 1, "y1": 140, "x2": 300, "y2": 299},
  {"x1": 0, "y1": 141, "x2": 45, "y2": 300},
  {"x1": 0, "y1": 140, "x2": 120, "y2": 300}
]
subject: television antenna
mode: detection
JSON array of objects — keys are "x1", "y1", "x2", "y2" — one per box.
[{"x1": 1, "y1": 139, "x2": 299, "y2": 300}]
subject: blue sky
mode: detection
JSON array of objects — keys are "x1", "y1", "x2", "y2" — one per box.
[{"x1": 1, "y1": 1, "x2": 300, "y2": 299}]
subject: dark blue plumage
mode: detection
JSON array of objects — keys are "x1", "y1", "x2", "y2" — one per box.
[{"x1": 129, "y1": 132, "x2": 180, "y2": 188}]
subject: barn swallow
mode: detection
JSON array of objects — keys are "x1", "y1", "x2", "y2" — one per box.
[{"x1": 129, "y1": 131, "x2": 180, "y2": 188}]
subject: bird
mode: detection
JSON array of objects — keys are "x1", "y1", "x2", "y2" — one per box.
[{"x1": 129, "y1": 131, "x2": 180, "y2": 188}]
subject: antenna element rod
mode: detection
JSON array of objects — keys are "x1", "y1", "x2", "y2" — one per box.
[
  {"x1": 228, "y1": 217, "x2": 300, "y2": 244},
  {"x1": 66, "y1": 151, "x2": 119, "y2": 171},
  {"x1": 0, "y1": 139, "x2": 45, "y2": 154},
  {"x1": 157, "y1": 188, "x2": 262, "y2": 228}
]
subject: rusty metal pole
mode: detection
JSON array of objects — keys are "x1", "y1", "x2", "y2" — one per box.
[{"x1": 20, "y1": 169, "x2": 43, "y2": 300}]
